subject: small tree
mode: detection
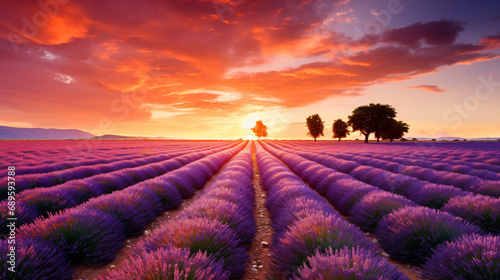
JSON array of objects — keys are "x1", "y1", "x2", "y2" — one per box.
[
  {"x1": 381, "y1": 119, "x2": 409, "y2": 142},
  {"x1": 306, "y1": 114, "x2": 324, "y2": 142},
  {"x1": 251, "y1": 120, "x2": 268, "y2": 140},
  {"x1": 332, "y1": 119, "x2": 350, "y2": 142}
]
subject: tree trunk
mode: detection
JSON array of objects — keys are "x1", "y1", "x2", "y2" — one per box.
[
  {"x1": 338, "y1": 138, "x2": 341, "y2": 142},
  {"x1": 377, "y1": 137, "x2": 380, "y2": 143},
  {"x1": 314, "y1": 137, "x2": 317, "y2": 142},
  {"x1": 258, "y1": 136, "x2": 261, "y2": 140},
  {"x1": 364, "y1": 134, "x2": 369, "y2": 143},
  {"x1": 390, "y1": 139, "x2": 394, "y2": 142}
]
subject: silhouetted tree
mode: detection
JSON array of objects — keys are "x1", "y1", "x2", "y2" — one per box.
[
  {"x1": 251, "y1": 120, "x2": 268, "y2": 140},
  {"x1": 381, "y1": 119, "x2": 409, "y2": 142},
  {"x1": 347, "y1": 103, "x2": 397, "y2": 143},
  {"x1": 306, "y1": 114, "x2": 324, "y2": 142},
  {"x1": 332, "y1": 119, "x2": 350, "y2": 142}
]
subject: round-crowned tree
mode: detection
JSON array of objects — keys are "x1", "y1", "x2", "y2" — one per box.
[
  {"x1": 332, "y1": 119, "x2": 350, "y2": 142},
  {"x1": 251, "y1": 120, "x2": 268, "y2": 140},
  {"x1": 306, "y1": 114, "x2": 324, "y2": 142}
]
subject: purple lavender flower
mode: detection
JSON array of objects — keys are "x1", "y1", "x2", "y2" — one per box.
[
  {"x1": 160, "y1": 173, "x2": 196, "y2": 198},
  {"x1": 299, "y1": 165, "x2": 324, "y2": 183},
  {"x1": 103, "y1": 245, "x2": 228, "y2": 280},
  {"x1": 422, "y1": 234, "x2": 500, "y2": 280},
  {"x1": 122, "y1": 185, "x2": 164, "y2": 217},
  {"x1": 17, "y1": 188, "x2": 77, "y2": 215},
  {"x1": 408, "y1": 183, "x2": 468, "y2": 209},
  {"x1": 442, "y1": 194, "x2": 500, "y2": 234},
  {"x1": 81, "y1": 193, "x2": 149, "y2": 236},
  {"x1": 0, "y1": 238, "x2": 73, "y2": 280},
  {"x1": 375, "y1": 206, "x2": 483, "y2": 264},
  {"x1": 57, "y1": 179, "x2": 105, "y2": 203},
  {"x1": 136, "y1": 218, "x2": 248, "y2": 278},
  {"x1": 466, "y1": 180, "x2": 500, "y2": 198},
  {"x1": 0, "y1": 201, "x2": 40, "y2": 238},
  {"x1": 349, "y1": 191, "x2": 416, "y2": 232},
  {"x1": 137, "y1": 179, "x2": 183, "y2": 210},
  {"x1": 177, "y1": 198, "x2": 256, "y2": 246},
  {"x1": 315, "y1": 172, "x2": 352, "y2": 195},
  {"x1": 271, "y1": 213, "x2": 378, "y2": 279},
  {"x1": 294, "y1": 246, "x2": 409, "y2": 280},
  {"x1": 18, "y1": 208, "x2": 126, "y2": 265},
  {"x1": 325, "y1": 179, "x2": 378, "y2": 214}
]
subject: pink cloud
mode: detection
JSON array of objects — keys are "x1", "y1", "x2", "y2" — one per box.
[{"x1": 407, "y1": 85, "x2": 446, "y2": 93}]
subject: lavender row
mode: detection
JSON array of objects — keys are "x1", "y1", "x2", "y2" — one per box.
[
  {"x1": 0, "y1": 143, "x2": 245, "y2": 279},
  {"x1": 0, "y1": 143, "x2": 241, "y2": 237},
  {"x1": 254, "y1": 143, "x2": 407, "y2": 280},
  {"x1": 0, "y1": 142, "x2": 238, "y2": 200},
  {"x1": 268, "y1": 141, "x2": 499, "y2": 198},
  {"x1": 334, "y1": 151, "x2": 500, "y2": 181},
  {"x1": 1, "y1": 141, "x2": 173, "y2": 169},
  {"x1": 282, "y1": 141, "x2": 500, "y2": 166},
  {"x1": 262, "y1": 142, "x2": 500, "y2": 236},
  {"x1": 351, "y1": 150, "x2": 500, "y2": 175},
  {"x1": 261, "y1": 144, "x2": 499, "y2": 278},
  {"x1": 9, "y1": 142, "x2": 220, "y2": 176},
  {"x1": 103, "y1": 142, "x2": 255, "y2": 279}
]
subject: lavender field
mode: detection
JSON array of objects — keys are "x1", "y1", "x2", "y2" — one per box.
[{"x1": 1, "y1": 140, "x2": 499, "y2": 280}]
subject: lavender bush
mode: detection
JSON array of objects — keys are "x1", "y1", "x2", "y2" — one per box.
[
  {"x1": 18, "y1": 208, "x2": 126, "y2": 265},
  {"x1": 349, "y1": 191, "x2": 416, "y2": 232},
  {"x1": 442, "y1": 194, "x2": 500, "y2": 234},
  {"x1": 0, "y1": 239, "x2": 73, "y2": 280},
  {"x1": 103, "y1": 245, "x2": 228, "y2": 280},
  {"x1": 136, "y1": 217, "x2": 248, "y2": 278},
  {"x1": 177, "y1": 199, "x2": 256, "y2": 245},
  {"x1": 422, "y1": 234, "x2": 500, "y2": 280},
  {"x1": 375, "y1": 206, "x2": 482, "y2": 264},
  {"x1": 294, "y1": 246, "x2": 409, "y2": 280},
  {"x1": 271, "y1": 213, "x2": 378, "y2": 279},
  {"x1": 408, "y1": 183, "x2": 468, "y2": 209}
]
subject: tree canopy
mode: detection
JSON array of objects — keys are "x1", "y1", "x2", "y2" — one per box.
[
  {"x1": 251, "y1": 120, "x2": 268, "y2": 140},
  {"x1": 306, "y1": 114, "x2": 324, "y2": 142},
  {"x1": 347, "y1": 103, "x2": 397, "y2": 143},
  {"x1": 332, "y1": 119, "x2": 350, "y2": 142},
  {"x1": 381, "y1": 119, "x2": 410, "y2": 142}
]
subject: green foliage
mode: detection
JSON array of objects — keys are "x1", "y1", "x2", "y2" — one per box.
[
  {"x1": 251, "y1": 120, "x2": 268, "y2": 140},
  {"x1": 306, "y1": 114, "x2": 324, "y2": 142},
  {"x1": 332, "y1": 119, "x2": 350, "y2": 141}
]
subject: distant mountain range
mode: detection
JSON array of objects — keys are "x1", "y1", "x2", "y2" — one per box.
[
  {"x1": 0, "y1": 126, "x2": 148, "y2": 140},
  {"x1": 0, "y1": 126, "x2": 94, "y2": 140}
]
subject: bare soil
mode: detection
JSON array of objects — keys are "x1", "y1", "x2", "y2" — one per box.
[{"x1": 241, "y1": 145, "x2": 273, "y2": 280}]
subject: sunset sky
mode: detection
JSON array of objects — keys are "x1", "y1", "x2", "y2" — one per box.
[{"x1": 1, "y1": 0, "x2": 499, "y2": 140}]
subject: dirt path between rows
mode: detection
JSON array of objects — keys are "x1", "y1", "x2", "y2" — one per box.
[{"x1": 242, "y1": 144, "x2": 273, "y2": 280}]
